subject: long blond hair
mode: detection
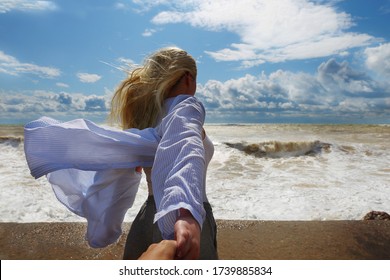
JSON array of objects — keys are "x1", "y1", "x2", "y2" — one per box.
[{"x1": 110, "y1": 47, "x2": 197, "y2": 129}]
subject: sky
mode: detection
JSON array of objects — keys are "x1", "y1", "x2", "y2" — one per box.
[{"x1": 0, "y1": 0, "x2": 389, "y2": 124}]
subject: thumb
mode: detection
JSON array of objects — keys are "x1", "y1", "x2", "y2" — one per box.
[{"x1": 175, "y1": 227, "x2": 190, "y2": 259}]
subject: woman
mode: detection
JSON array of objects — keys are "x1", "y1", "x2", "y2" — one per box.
[
  {"x1": 111, "y1": 47, "x2": 217, "y2": 260},
  {"x1": 24, "y1": 47, "x2": 218, "y2": 260}
]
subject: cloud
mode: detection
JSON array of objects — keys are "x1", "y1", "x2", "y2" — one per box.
[
  {"x1": 131, "y1": 0, "x2": 171, "y2": 13},
  {"x1": 77, "y1": 72, "x2": 102, "y2": 83},
  {"x1": 196, "y1": 58, "x2": 389, "y2": 123},
  {"x1": 56, "y1": 82, "x2": 69, "y2": 88},
  {"x1": 117, "y1": 57, "x2": 136, "y2": 66},
  {"x1": 114, "y1": 2, "x2": 127, "y2": 10},
  {"x1": 364, "y1": 43, "x2": 390, "y2": 78},
  {"x1": 0, "y1": 0, "x2": 58, "y2": 13},
  {"x1": 135, "y1": 0, "x2": 376, "y2": 66},
  {"x1": 0, "y1": 90, "x2": 110, "y2": 123},
  {"x1": 0, "y1": 50, "x2": 60, "y2": 78},
  {"x1": 55, "y1": 92, "x2": 72, "y2": 106},
  {"x1": 317, "y1": 59, "x2": 380, "y2": 95},
  {"x1": 380, "y1": 1, "x2": 390, "y2": 14},
  {"x1": 142, "y1": 28, "x2": 157, "y2": 37},
  {"x1": 84, "y1": 95, "x2": 108, "y2": 111},
  {"x1": 1, "y1": 58, "x2": 388, "y2": 124}
]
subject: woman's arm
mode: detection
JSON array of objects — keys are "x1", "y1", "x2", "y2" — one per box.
[
  {"x1": 174, "y1": 208, "x2": 201, "y2": 259},
  {"x1": 151, "y1": 95, "x2": 206, "y2": 259}
]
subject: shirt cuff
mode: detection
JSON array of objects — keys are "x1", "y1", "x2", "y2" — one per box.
[{"x1": 153, "y1": 202, "x2": 204, "y2": 240}]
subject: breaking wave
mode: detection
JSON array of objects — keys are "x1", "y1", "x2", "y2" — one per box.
[
  {"x1": 0, "y1": 136, "x2": 24, "y2": 148},
  {"x1": 224, "y1": 140, "x2": 331, "y2": 158}
]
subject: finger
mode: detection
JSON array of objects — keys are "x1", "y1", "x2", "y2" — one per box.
[
  {"x1": 175, "y1": 229, "x2": 191, "y2": 259},
  {"x1": 160, "y1": 240, "x2": 177, "y2": 259},
  {"x1": 138, "y1": 240, "x2": 178, "y2": 260}
]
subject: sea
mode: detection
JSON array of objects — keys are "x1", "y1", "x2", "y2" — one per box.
[{"x1": 1, "y1": 123, "x2": 389, "y2": 223}]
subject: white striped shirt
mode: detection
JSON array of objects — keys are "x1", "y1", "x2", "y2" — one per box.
[{"x1": 24, "y1": 95, "x2": 211, "y2": 247}]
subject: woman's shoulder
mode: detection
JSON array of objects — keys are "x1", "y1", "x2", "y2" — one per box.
[
  {"x1": 156, "y1": 95, "x2": 205, "y2": 134},
  {"x1": 166, "y1": 94, "x2": 204, "y2": 114}
]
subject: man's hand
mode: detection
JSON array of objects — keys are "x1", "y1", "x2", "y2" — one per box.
[
  {"x1": 138, "y1": 240, "x2": 177, "y2": 260},
  {"x1": 174, "y1": 208, "x2": 201, "y2": 259}
]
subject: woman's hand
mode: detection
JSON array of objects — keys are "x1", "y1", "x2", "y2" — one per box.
[{"x1": 174, "y1": 208, "x2": 201, "y2": 259}]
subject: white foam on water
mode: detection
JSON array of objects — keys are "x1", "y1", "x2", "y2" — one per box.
[
  {"x1": 203, "y1": 124, "x2": 390, "y2": 221},
  {"x1": 0, "y1": 124, "x2": 389, "y2": 222}
]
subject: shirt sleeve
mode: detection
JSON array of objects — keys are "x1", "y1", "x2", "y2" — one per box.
[
  {"x1": 24, "y1": 117, "x2": 159, "y2": 178},
  {"x1": 151, "y1": 95, "x2": 206, "y2": 240},
  {"x1": 23, "y1": 117, "x2": 161, "y2": 248},
  {"x1": 47, "y1": 168, "x2": 141, "y2": 248}
]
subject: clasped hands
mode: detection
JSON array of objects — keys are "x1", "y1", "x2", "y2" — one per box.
[{"x1": 139, "y1": 208, "x2": 201, "y2": 260}]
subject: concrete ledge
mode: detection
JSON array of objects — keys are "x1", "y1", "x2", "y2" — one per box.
[{"x1": 1, "y1": 220, "x2": 390, "y2": 260}]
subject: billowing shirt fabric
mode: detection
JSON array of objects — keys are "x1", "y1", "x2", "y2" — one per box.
[{"x1": 24, "y1": 95, "x2": 209, "y2": 248}]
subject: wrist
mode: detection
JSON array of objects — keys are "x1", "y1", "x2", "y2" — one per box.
[
  {"x1": 178, "y1": 208, "x2": 192, "y2": 218},
  {"x1": 177, "y1": 208, "x2": 201, "y2": 231}
]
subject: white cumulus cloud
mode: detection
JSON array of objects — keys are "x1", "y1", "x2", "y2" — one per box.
[
  {"x1": 77, "y1": 72, "x2": 102, "y2": 83},
  {"x1": 0, "y1": 90, "x2": 110, "y2": 123},
  {"x1": 135, "y1": 0, "x2": 376, "y2": 66},
  {"x1": 365, "y1": 43, "x2": 390, "y2": 78},
  {"x1": 197, "y1": 58, "x2": 389, "y2": 122},
  {"x1": 0, "y1": 50, "x2": 60, "y2": 78}
]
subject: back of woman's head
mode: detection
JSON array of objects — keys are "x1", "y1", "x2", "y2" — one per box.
[{"x1": 110, "y1": 47, "x2": 197, "y2": 129}]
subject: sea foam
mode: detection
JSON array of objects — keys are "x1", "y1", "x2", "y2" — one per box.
[{"x1": 1, "y1": 124, "x2": 389, "y2": 223}]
